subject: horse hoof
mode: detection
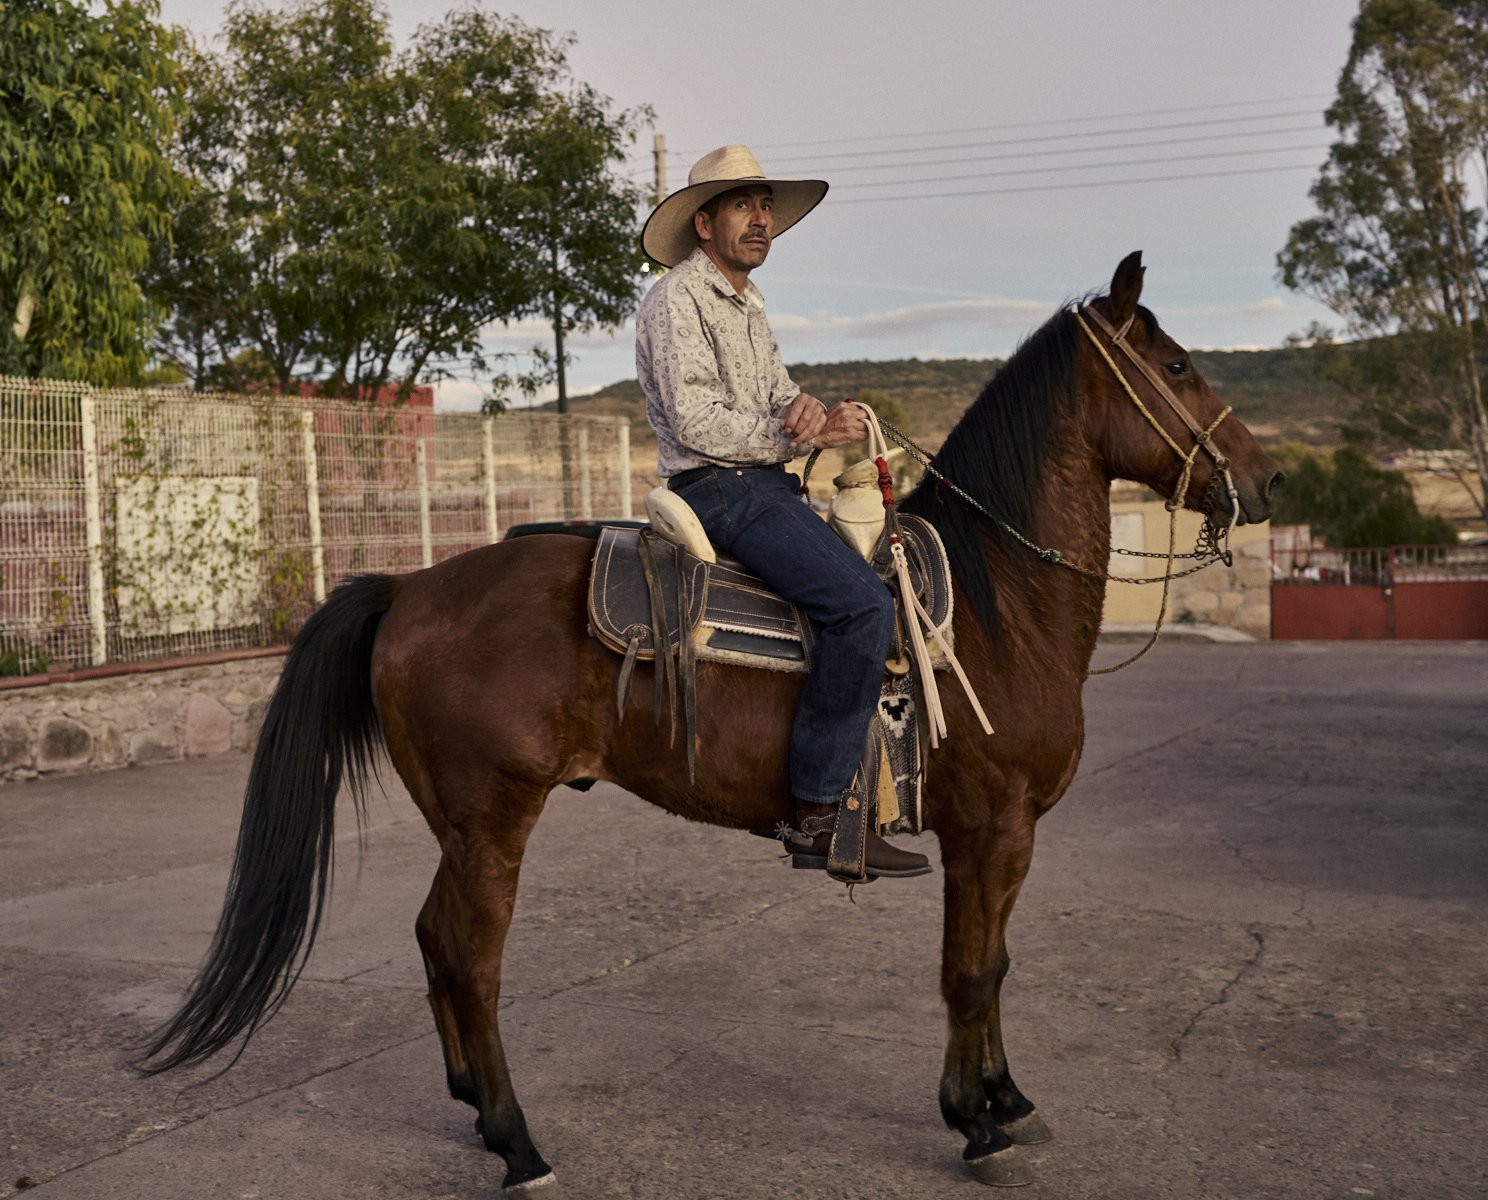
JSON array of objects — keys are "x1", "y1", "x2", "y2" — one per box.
[
  {"x1": 966, "y1": 1146, "x2": 1034, "y2": 1188},
  {"x1": 503, "y1": 1171, "x2": 561, "y2": 1198},
  {"x1": 1000, "y1": 1111, "x2": 1052, "y2": 1145}
]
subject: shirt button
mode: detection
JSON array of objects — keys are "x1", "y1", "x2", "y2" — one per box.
[{"x1": 734, "y1": 469, "x2": 743, "y2": 475}]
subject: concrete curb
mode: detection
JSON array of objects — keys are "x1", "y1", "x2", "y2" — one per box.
[{"x1": 1099, "y1": 621, "x2": 1257, "y2": 643}]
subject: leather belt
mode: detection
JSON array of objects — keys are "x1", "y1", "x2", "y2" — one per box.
[{"x1": 667, "y1": 461, "x2": 786, "y2": 491}]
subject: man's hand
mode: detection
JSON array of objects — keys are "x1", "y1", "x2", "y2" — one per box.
[
  {"x1": 782, "y1": 392, "x2": 828, "y2": 449},
  {"x1": 812, "y1": 399, "x2": 872, "y2": 449}
]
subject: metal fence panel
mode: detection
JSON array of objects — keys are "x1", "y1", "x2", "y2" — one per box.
[
  {"x1": 1272, "y1": 540, "x2": 1488, "y2": 585},
  {"x1": 0, "y1": 378, "x2": 630, "y2": 676}
]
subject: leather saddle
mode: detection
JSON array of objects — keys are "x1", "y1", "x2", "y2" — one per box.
[{"x1": 586, "y1": 512, "x2": 954, "y2": 676}]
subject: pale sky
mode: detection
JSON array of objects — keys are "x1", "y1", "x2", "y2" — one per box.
[{"x1": 157, "y1": 0, "x2": 1362, "y2": 408}]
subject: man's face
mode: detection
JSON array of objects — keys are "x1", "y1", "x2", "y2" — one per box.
[{"x1": 695, "y1": 185, "x2": 774, "y2": 276}]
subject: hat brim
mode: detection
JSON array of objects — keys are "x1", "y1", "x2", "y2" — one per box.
[{"x1": 641, "y1": 178, "x2": 828, "y2": 268}]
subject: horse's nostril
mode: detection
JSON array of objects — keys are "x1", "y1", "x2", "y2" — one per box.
[{"x1": 1266, "y1": 470, "x2": 1286, "y2": 500}]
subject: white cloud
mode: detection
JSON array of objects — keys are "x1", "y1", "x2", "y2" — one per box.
[
  {"x1": 1168, "y1": 296, "x2": 1296, "y2": 321},
  {"x1": 476, "y1": 297, "x2": 1050, "y2": 348},
  {"x1": 769, "y1": 297, "x2": 1049, "y2": 342},
  {"x1": 434, "y1": 377, "x2": 487, "y2": 412},
  {"x1": 1243, "y1": 296, "x2": 1292, "y2": 317},
  {"x1": 477, "y1": 317, "x2": 637, "y2": 348}
]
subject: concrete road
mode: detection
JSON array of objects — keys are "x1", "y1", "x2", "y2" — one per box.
[{"x1": 1, "y1": 641, "x2": 1484, "y2": 1200}]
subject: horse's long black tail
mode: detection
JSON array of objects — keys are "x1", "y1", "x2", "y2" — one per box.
[{"x1": 134, "y1": 574, "x2": 397, "y2": 1075}]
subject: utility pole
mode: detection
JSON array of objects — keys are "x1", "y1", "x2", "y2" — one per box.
[
  {"x1": 548, "y1": 195, "x2": 567, "y2": 414},
  {"x1": 652, "y1": 133, "x2": 667, "y2": 205},
  {"x1": 548, "y1": 197, "x2": 573, "y2": 511},
  {"x1": 551, "y1": 212, "x2": 566, "y2": 414}
]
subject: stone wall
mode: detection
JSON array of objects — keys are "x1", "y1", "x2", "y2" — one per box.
[
  {"x1": 1103, "y1": 493, "x2": 1272, "y2": 638},
  {"x1": 1168, "y1": 538, "x2": 1272, "y2": 638},
  {"x1": 0, "y1": 655, "x2": 284, "y2": 784}
]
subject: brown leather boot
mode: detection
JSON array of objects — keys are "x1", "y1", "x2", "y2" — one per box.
[{"x1": 786, "y1": 800, "x2": 932, "y2": 879}]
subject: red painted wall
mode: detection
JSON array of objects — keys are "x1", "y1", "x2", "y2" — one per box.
[
  {"x1": 1272, "y1": 585, "x2": 1391, "y2": 640},
  {"x1": 1272, "y1": 581, "x2": 1488, "y2": 640},
  {"x1": 1393, "y1": 582, "x2": 1488, "y2": 639}
]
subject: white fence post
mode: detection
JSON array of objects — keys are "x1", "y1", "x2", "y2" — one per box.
[
  {"x1": 577, "y1": 423, "x2": 593, "y2": 518},
  {"x1": 619, "y1": 421, "x2": 632, "y2": 519},
  {"x1": 482, "y1": 416, "x2": 500, "y2": 543},
  {"x1": 417, "y1": 437, "x2": 433, "y2": 568},
  {"x1": 300, "y1": 410, "x2": 326, "y2": 604},
  {"x1": 79, "y1": 395, "x2": 108, "y2": 665}
]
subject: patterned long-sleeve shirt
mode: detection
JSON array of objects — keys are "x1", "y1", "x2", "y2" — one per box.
[{"x1": 635, "y1": 247, "x2": 808, "y2": 477}]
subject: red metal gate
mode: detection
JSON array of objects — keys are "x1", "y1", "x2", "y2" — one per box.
[{"x1": 1272, "y1": 543, "x2": 1488, "y2": 640}]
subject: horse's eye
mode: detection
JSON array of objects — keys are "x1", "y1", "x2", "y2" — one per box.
[{"x1": 1165, "y1": 360, "x2": 1190, "y2": 377}]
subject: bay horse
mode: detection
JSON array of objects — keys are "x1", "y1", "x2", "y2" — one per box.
[{"x1": 137, "y1": 253, "x2": 1282, "y2": 1193}]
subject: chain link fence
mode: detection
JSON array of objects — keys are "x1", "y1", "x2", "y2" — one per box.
[{"x1": 0, "y1": 378, "x2": 631, "y2": 676}]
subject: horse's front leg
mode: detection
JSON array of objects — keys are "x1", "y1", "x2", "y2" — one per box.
[
  {"x1": 938, "y1": 797, "x2": 1039, "y2": 1187},
  {"x1": 980, "y1": 958, "x2": 1052, "y2": 1145}
]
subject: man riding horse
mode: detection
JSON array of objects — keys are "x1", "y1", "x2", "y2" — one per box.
[{"x1": 635, "y1": 144, "x2": 930, "y2": 880}]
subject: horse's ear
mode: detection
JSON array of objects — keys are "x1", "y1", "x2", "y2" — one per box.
[{"x1": 1108, "y1": 251, "x2": 1145, "y2": 328}]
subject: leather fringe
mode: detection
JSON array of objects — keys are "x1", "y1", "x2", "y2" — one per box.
[
  {"x1": 637, "y1": 530, "x2": 676, "y2": 740},
  {"x1": 635, "y1": 528, "x2": 700, "y2": 777},
  {"x1": 676, "y1": 553, "x2": 698, "y2": 782},
  {"x1": 616, "y1": 635, "x2": 641, "y2": 716}
]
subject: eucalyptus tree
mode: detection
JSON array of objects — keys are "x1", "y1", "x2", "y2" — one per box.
[
  {"x1": 1278, "y1": 0, "x2": 1488, "y2": 522},
  {"x1": 0, "y1": 0, "x2": 186, "y2": 384},
  {"x1": 1271, "y1": 442, "x2": 1458, "y2": 546}
]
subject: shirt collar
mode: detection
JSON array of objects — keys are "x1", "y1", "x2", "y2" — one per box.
[{"x1": 684, "y1": 246, "x2": 766, "y2": 309}]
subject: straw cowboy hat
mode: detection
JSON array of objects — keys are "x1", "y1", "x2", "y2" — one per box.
[{"x1": 641, "y1": 144, "x2": 828, "y2": 268}]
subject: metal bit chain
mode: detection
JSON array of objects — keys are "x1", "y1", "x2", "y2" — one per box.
[{"x1": 872, "y1": 419, "x2": 1231, "y2": 585}]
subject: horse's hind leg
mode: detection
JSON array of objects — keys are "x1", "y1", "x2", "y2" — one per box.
[
  {"x1": 938, "y1": 799, "x2": 1041, "y2": 1187},
  {"x1": 416, "y1": 859, "x2": 477, "y2": 1109},
  {"x1": 416, "y1": 792, "x2": 557, "y2": 1198}
]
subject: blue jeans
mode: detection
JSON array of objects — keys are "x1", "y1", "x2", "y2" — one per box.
[{"x1": 673, "y1": 467, "x2": 895, "y2": 804}]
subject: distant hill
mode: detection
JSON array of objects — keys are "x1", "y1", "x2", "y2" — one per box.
[{"x1": 544, "y1": 344, "x2": 1349, "y2": 474}]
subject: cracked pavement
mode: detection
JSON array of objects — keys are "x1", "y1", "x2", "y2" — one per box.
[{"x1": 1, "y1": 640, "x2": 1484, "y2": 1199}]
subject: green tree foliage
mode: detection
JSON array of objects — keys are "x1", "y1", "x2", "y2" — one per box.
[
  {"x1": 151, "y1": 0, "x2": 649, "y2": 401},
  {"x1": 0, "y1": 0, "x2": 186, "y2": 384},
  {"x1": 1277, "y1": 0, "x2": 1488, "y2": 523},
  {"x1": 1271, "y1": 442, "x2": 1457, "y2": 547}
]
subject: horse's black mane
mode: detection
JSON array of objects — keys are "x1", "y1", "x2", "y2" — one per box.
[{"x1": 900, "y1": 302, "x2": 1089, "y2": 645}]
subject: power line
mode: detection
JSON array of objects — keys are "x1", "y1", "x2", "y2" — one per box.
[
  {"x1": 659, "y1": 92, "x2": 1333, "y2": 159},
  {"x1": 832, "y1": 141, "x2": 1329, "y2": 190},
  {"x1": 790, "y1": 123, "x2": 1324, "y2": 176},
  {"x1": 621, "y1": 93, "x2": 1333, "y2": 166},
  {"x1": 621, "y1": 124, "x2": 1325, "y2": 186},
  {"x1": 828, "y1": 161, "x2": 1318, "y2": 204},
  {"x1": 632, "y1": 111, "x2": 1323, "y2": 178},
  {"x1": 758, "y1": 109, "x2": 1326, "y2": 166}
]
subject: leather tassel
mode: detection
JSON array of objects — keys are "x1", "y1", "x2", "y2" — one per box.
[
  {"x1": 677, "y1": 557, "x2": 698, "y2": 782},
  {"x1": 617, "y1": 636, "x2": 641, "y2": 716},
  {"x1": 638, "y1": 531, "x2": 676, "y2": 736}
]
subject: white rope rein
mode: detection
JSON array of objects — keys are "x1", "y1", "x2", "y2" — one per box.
[{"x1": 857, "y1": 404, "x2": 994, "y2": 746}]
